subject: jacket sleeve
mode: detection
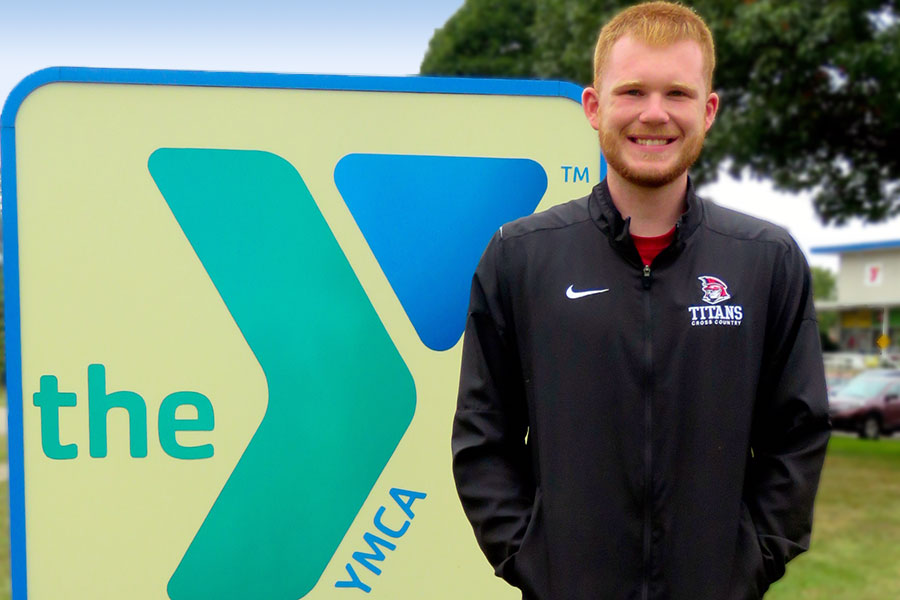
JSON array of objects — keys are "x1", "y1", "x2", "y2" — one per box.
[
  {"x1": 452, "y1": 230, "x2": 536, "y2": 580},
  {"x1": 745, "y1": 238, "x2": 831, "y2": 591}
]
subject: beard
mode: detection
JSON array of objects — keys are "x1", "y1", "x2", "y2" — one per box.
[{"x1": 599, "y1": 127, "x2": 705, "y2": 188}]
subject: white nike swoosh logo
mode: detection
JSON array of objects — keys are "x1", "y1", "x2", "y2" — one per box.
[{"x1": 566, "y1": 285, "x2": 609, "y2": 299}]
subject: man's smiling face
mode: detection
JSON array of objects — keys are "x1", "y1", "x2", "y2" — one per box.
[{"x1": 584, "y1": 35, "x2": 719, "y2": 188}]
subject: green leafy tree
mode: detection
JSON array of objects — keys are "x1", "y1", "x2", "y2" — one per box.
[
  {"x1": 811, "y1": 265, "x2": 839, "y2": 351},
  {"x1": 420, "y1": 0, "x2": 537, "y2": 77},
  {"x1": 811, "y1": 265, "x2": 837, "y2": 302},
  {"x1": 421, "y1": 0, "x2": 900, "y2": 224}
]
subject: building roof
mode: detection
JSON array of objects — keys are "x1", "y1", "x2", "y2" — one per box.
[
  {"x1": 814, "y1": 300, "x2": 900, "y2": 310},
  {"x1": 811, "y1": 239, "x2": 900, "y2": 254}
]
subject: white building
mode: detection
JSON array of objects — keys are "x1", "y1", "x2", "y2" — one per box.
[{"x1": 812, "y1": 239, "x2": 900, "y2": 356}]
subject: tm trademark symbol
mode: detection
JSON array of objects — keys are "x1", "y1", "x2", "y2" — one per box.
[{"x1": 561, "y1": 165, "x2": 589, "y2": 183}]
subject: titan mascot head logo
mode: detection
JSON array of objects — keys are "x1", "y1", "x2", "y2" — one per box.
[{"x1": 698, "y1": 276, "x2": 731, "y2": 305}]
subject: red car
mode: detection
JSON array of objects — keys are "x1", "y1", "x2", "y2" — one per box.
[{"x1": 828, "y1": 370, "x2": 900, "y2": 439}]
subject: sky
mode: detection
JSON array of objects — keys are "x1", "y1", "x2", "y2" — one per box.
[{"x1": 2, "y1": 0, "x2": 898, "y2": 271}]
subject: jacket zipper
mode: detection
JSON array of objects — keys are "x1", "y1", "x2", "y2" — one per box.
[{"x1": 641, "y1": 263, "x2": 653, "y2": 600}]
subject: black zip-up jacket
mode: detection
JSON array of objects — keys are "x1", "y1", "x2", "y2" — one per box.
[{"x1": 452, "y1": 179, "x2": 830, "y2": 600}]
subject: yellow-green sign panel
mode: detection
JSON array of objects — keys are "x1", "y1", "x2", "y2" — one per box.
[{"x1": 1, "y1": 68, "x2": 601, "y2": 599}]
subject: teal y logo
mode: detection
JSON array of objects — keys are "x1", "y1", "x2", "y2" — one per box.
[{"x1": 151, "y1": 149, "x2": 416, "y2": 600}]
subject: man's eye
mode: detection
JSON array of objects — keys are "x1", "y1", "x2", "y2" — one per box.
[
  {"x1": 625, "y1": 89, "x2": 642, "y2": 96},
  {"x1": 669, "y1": 90, "x2": 687, "y2": 97}
]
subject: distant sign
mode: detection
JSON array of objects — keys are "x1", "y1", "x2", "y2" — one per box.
[
  {"x1": 864, "y1": 262, "x2": 884, "y2": 286},
  {"x1": 841, "y1": 309, "x2": 873, "y2": 329},
  {"x1": 877, "y1": 334, "x2": 890, "y2": 350},
  {"x1": 1, "y1": 68, "x2": 602, "y2": 600}
]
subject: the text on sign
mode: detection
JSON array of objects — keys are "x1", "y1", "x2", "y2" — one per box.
[{"x1": 33, "y1": 364, "x2": 214, "y2": 460}]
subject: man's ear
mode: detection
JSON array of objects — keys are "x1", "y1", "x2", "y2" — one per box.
[
  {"x1": 704, "y1": 91, "x2": 720, "y2": 132},
  {"x1": 582, "y1": 86, "x2": 601, "y2": 131}
]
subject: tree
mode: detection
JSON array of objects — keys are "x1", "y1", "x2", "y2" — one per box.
[
  {"x1": 811, "y1": 266, "x2": 839, "y2": 351},
  {"x1": 421, "y1": 0, "x2": 900, "y2": 224},
  {"x1": 811, "y1": 265, "x2": 837, "y2": 302},
  {"x1": 420, "y1": 0, "x2": 537, "y2": 77}
]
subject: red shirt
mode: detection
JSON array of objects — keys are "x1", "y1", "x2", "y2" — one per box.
[{"x1": 632, "y1": 226, "x2": 676, "y2": 266}]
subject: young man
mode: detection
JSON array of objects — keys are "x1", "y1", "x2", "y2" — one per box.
[{"x1": 452, "y1": 3, "x2": 830, "y2": 600}]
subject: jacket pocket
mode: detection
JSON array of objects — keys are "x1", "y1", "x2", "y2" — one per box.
[
  {"x1": 501, "y1": 487, "x2": 549, "y2": 600},
  {"x1": 723, "y1": 502, "x2": 769, "y2": 600}
]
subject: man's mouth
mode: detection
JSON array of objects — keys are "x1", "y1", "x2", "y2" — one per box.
[{"x1": 628, "y1": 136, "x2": 676, "y2": 146}]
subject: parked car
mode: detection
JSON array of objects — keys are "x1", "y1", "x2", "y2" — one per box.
[
  {"x1": 828, "y1": 370, "x2": 900, "y2": 439},
  {"x1": 826, "y1": 375, "x2": 851, "y2": 398}
]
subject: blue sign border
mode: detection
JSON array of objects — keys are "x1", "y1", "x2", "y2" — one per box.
[
  {"x1": 1, "y1": 67, "x2": 586, "y2": 128},
  {"x1": 0, "y1": 67, "x2": 591, "y2": 600}
]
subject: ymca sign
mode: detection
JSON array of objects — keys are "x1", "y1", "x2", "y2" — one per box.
[{"x1": 1, "y1": 68, "x2": 601, "y2": 599}]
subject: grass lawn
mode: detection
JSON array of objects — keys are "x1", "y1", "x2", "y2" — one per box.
[
  {"x1": 0, "y1": 413, "x2": 896, "y2": 598},
  {"x1": 767, "y1": 435, "x2": 900, "y2": 599}
]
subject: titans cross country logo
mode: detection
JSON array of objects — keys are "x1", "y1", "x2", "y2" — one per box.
[{"x1": 688, "y1": 275, "x2": 743, "y2": 327}]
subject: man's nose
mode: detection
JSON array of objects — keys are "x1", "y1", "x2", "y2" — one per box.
[{"x1": 639, "y1": 93, "x2": 670, "y2": 124}]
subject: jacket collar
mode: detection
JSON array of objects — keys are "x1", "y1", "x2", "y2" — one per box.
[{"x1": 588, "y1": 176, "x2": 704, "y2": 259}]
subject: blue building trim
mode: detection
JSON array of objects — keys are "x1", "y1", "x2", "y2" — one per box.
[{"x1": 811, "y1": 239, "x2": 900, "y2": 254}]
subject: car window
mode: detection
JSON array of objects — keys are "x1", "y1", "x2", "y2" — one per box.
[{"x1": 840, "y1": 376, "x2": 890, "y2": 398}]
